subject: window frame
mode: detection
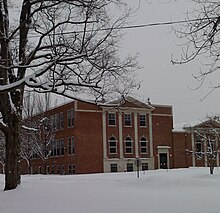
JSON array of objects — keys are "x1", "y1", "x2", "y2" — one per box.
[
  {"x1": 110, "y1": 164, "x2": 118, "y2": 172},
  {"x1": 142, "y1": 163, "x2": 148, "y2": 171},
  {"x1": 60, "y1": 138, "x2": 64, "y2": 156},
  {"x1": 108, "y1": 136, "x2": 117, "y2": 154},
  {"x1": 108, "y1": 113, "x2": 116, "y2": 126},
  {"x1": 195, "y1": 140, "x2": 203, "y2": 159},
  {"x1": 60, "y1": 112, "x2": 64, "y2": 129},
  {"x1": 67, "y1": 109, "x2": 71, "y2": 128},
  {"x1": 68, "y1": 136, "x2": 74, "y2": 155},
  {"x1": 140, "y1": 137, "x2": 148, "y2": 154},
  {"x1": 124, "y1": 113, "x2": 132, "y2": 127},
  {"x1": 124, "y1": 137, "x2": 133, "y2": 154},
  {"x1": 139, "y1": 114, "x2": 146, "y2": 127},
  {"x1": 71, "y1": 108, "x2": 74, "y2": 127},
  {"x1": 126, "y1": 163, "x2": 133, "y2": 172}
]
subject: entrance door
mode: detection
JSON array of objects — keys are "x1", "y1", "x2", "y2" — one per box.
[{"x1": 159, "y1": 153, "x2": 167, "y2": 169}]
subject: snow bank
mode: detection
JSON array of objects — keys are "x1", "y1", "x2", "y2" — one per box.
[{"x1": 0, "y1": 168, "x2": 220, "y2": 213}]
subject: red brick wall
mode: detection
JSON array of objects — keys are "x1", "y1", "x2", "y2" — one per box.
[
  {"x1": 74, "y1": 110, "x2": 103, "y2": 174},
  {"x1": 26, "y1": 100, "x2": 104, "y2": 175},
  {"x1": 172, "y1": 132, "x2": 192, "y2": 168},
  {"x1": 152, "y1": 105, "x2": 173, "y2": 169}
]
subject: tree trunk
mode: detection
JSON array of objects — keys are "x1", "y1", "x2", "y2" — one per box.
[
  {"x1": 210, "y1": 166, "x2": 214, "y2": 175},
  {"x1": 4, "y1": 122, "x2": 20, "y2": 190}
]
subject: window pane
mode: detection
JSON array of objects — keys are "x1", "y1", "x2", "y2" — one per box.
[
  {"x1": 109, "y1": 141, "x2": 116, "y2": 146},
  {"x1": 56, "y1": 140, "x2": 60, "y2": 156},
  {"x1": 140, "y1": 137, "x2": 147, "y2": 154},
  {"x1": 110, "y1": 164, "x2": 117, "y2": 172},
  {"x1": 110, "y1": 148, "x2": 117, "y2": 153},
  {"x1": 141, "y1": 141, "x2": 147, "y2": 146},
  {"x1": 142, "y1": 163, "x2": 148, "y2": 171},
  {"x1": 140, "y1": 114, "x2": 146, "y2": 126},
  {"x1": 124, "y1": 114, "x2": 131, "y2": 126},
  {"x1": 196, "y1": 143, "x2": 202, "y2": 152},
  {"x1": 109, "y1": 137, "x2": 117, "y2": 154},
  {"x1": 68, "y1": 137, "x2": 71, "y2": 155},
  {"x1": 127, "y1": 163, "x2": 133, "y2": 172},
  {"x1": 126, "y1": 147, "x2": 132, "y2": 153},
  {"x1": 71, "y1": 108, "x2": 74, "y2": 127},
  {"x1": 60, "y1": 139, "x2": 64, "y2": 155},
  {"x1": 67, "y1": 110, "x2": 71, "y2": 127},
  {"x1": 125, "y1": 137, "x2": 133, "y2": 153},
  {"x1": 108, "y1": 113, "x2": 116, "y2": 125}
]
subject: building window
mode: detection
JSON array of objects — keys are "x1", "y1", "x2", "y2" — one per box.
[
  {"x1": 71, "y1": 108, "x2": 74, "y2": 127},
  {"x1": 67, "y1": 108, "x2": 74, "y2": 128},
  {"x1": 108, "y1": 113, "x2": 116, "y2": 126},
  {"x1": 127, "y1": 163, "x2": 133, "y2": 172},
  {"x1": 56, "y1": 139, "x2": 60, "y2": 156},
  {"x1": 195, "y1": 142, "x2": 202, "y2": 152},
  {"x1": 60, "y1": 112, "x2": 64, "y2": 129},
  {"x1": 140, "y1": 137, "x2": 148, "y2": 154},
  {"x1": 60, "y1": 139, "x2": 64, "y2": 156},
  {"x1": 109, "y1": 136, "x2": 117, "y2": 154},
  {"x1": 125, "y1": 137, "x2": 133, "y2": 154},
  {"x1": 68, "y1": 164, "x2": 71, "y2": 174},
  {"x1": 110, "y1": 164, "x2": 118, "y2": 172},
  {"x1": 195, "y1": 140, "x2": 202, "y2": 159},
  {"x1": 51, "y1": 139, "x2": 65, "y2": 156},
  {"x1": 68, "y1": 137, "x2": 74, "y2": 155},
  {"x1": 72, "y1": 164, "x2": 75, "y2": 174},
  {"x1": 67, "y1": 110, "x2": 71, "y2": 127},
  {"x1": 140, "y1": 114, "x2": 146, "y2": 126},
  {"x1": 68, "y1": 164, "x2": 75, "y2": 174},
  {"x1": 142, "y1": 163, "x2": 148, "y2": 171},
  {"x1": 124, "y1": 114, "x2": 132, "y2": 126},
  {"x1": 68, "y1": 164, "x2": 72, "y2": 174}
]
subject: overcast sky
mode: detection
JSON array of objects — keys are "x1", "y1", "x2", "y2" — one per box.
[
  {"x1": 122, "y1": 0, "x2": 220, "y2": 125},
  {"x1": 13, "y1": 0, "x2": 220, "y2": 125}
]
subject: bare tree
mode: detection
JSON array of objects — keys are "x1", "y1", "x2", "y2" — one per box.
[
  {"x1": 172, "y1": 1, "x2": 220, "y2": 90},
  {"x1": 0, "y1": 131, "x2": 5, "y2": 174},
  {"x1": 0, "y1": 0, "x2": 138, "y2": 190},
  {"x1": 32, "y1": 116, "x2": 55, "y2": 175},
  {"x1": 185, "y1": 117, "x2": 220, "y2": 174},
  {"x1": 19, "y1": 127, "x2": 37, "y2": 174},
  {"x1": 21, "y1": 91, "x2": 56, "y2": 174}
]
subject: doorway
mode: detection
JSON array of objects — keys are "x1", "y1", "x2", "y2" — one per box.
[{"x1": 159, "y1": 153, "x2": 168, "y2": 169}]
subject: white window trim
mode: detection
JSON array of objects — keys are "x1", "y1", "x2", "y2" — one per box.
[
  {"x1": 108, "y1": 113, "x2": 116, "y2": 126},
  {"x1": 124, "y1": 113, "x2": 132, "y2": 127},
  {"x1": 108, "y1": 137, "x2": 118, "y2": 154}
]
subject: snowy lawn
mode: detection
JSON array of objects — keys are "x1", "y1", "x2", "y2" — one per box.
[{"x1": 0, "y1": 168, "x2": 220, "y2": 213}]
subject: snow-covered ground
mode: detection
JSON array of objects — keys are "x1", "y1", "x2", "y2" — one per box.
[{"x1": 0, "y1": 168, "x2": 220, "y2": 213}]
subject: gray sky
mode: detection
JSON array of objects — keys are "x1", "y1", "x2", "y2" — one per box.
[{"x1": 122, "y1": 0, "x2": 220, "y2": 125}]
